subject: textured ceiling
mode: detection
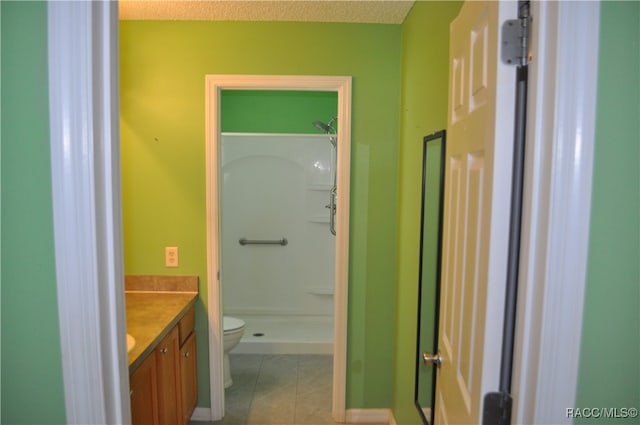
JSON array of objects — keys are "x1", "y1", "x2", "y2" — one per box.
[{"x1": 119, "y1": 0, "x2": 415, "y2": 24}]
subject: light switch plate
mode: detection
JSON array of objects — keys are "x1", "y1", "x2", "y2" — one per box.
[{"x1": 165, "y1": 246, "x2": 179, "y2": 267}]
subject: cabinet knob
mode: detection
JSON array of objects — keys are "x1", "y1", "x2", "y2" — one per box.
[
  {"x1": 130, "y1": 390, "x2": 134, "y2": 397},
  {"x1": 184, "y1": 351, "x2": 190, "y2": 358},
  {"x1": 160, "y1": 347, "x2": 168, "y2": 354}
]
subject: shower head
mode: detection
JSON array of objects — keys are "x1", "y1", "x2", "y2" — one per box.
[
  {"x1": 312, "y1": 118, "x2": 337, "y2": 148},
  {"x1": 313, "y1": 120, "x2": 334, "y2": 134}
]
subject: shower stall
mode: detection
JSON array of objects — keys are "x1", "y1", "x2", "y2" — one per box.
[{"x1": 220, "y1": 132, "x2": 336, "y2": 354}]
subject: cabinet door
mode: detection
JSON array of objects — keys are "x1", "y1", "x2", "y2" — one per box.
[
  {"x1": 180, "y1": 332, "x2": 198, "y2": 425},
  {"x1": 130, "y1": 353, "x2": 158, "y2": 425},
  {"x1": 156, "y1": 326, "x2": 182, "y2": 425}
]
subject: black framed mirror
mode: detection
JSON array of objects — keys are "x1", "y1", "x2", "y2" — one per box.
[{"x1": 414, "y1": 130, "x2": 446, "y2": 424}]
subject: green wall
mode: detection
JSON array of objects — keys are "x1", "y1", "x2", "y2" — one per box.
[
  {"x1": 120, "y1": 20, "x2": 401, "y2": 408},
  {"x1": 575, "y1": 2, "x2": 640, "y2": 423},
  {"x1": 221, "y1": 90, "x2": 337, "y2": 133},
  {"x1": 0, "y1": 2, "x2": 67, "y2": 424},
  {"x1": 391, "y1": 2, "x2": 461, "y2": 423}
]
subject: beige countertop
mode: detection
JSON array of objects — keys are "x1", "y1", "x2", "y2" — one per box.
[{"x1": 125, "y1": 275, "x2": 198, "y2": 373}]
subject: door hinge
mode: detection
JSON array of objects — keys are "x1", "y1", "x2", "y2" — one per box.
[
  {"x1": 501, "y1": 14, "x2": 531, "y2": 66},
  {"x1": 482, "y1": 392, "x2": 512, "y2": 425}
]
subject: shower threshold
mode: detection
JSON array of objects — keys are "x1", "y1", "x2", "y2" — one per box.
[{"x1": 234, "y1": 314, "x2": 334, "y2": 355}]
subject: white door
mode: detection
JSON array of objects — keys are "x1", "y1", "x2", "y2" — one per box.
[{"x1": 434, "y1": 1, "x2": 517, "y2": 423}]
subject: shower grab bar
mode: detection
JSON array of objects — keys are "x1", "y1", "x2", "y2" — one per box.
[
  {"x1": 325, "y1": 186, "x2": 337, "y2": 236},
  {"x1": 238, "y1": 237, "x2": 288, "y2": 246}
]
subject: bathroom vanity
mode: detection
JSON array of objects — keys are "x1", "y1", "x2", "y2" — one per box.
[{"x1": 125, "y1": 276, "x2": 198, "y2": 425}]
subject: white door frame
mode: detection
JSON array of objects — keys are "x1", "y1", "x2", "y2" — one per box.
[
  {"x1": 204, "y1": 75, "x2": 352, "y2": 421},
  {"x1": 46, "y1": 2, "x2": 599, "y2": 423},
  {"x1": 512, "y1": 1, "x2": 600, "y2": 423},
  {"x1": 47, "y1": 1, "x2": 129, "y2": 424}
]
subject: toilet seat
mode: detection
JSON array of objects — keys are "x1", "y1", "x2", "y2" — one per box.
[{"x1": 223, "y1": 316, "x2": 245, "y2": 334}]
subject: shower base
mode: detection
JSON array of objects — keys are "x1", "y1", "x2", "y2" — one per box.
[{"x1": 233, "y1": 314, "x2": 334, "y2": 355}]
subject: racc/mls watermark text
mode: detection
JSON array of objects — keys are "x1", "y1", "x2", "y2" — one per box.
[{"x1": 566, "y1": 408, "x2": 639, "y2": 419}]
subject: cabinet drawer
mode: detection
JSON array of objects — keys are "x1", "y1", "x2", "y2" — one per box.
[{"x1": 178, "y1": 306, "x2": 195, "y2": 345}]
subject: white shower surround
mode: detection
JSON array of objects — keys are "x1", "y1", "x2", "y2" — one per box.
[{"x1": 221, "y1": 133, "x2": 336, "y2": 354}]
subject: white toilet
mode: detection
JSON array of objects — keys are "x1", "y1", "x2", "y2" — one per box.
[{"x1": 223, "y1": 316, "x2": 245, "y2": 388}]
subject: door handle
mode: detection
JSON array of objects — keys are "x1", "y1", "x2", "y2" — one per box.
[{"x1": 423, "y1": 351, "x2": 443, "y2": 368}]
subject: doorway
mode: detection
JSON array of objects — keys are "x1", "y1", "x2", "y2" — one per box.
[
  {"x1": 205, "y1": 75, "x2": 352, "y2": 421},
  {"x1": 45, "y1": 3, "x2": 601, "y2": 423}
]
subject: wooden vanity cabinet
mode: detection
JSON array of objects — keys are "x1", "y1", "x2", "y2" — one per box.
[
  {"x1": 129, "y1": 306, "x2": 197, "y2": 425},
  {"x1": 180, "y1": 332, "x2": 197, "y2": 425},
  {"x1": 130, "y1": 352, "x2": 159, "y2": 425},
  {"x1": 156, "y1": 326, "x2": 182, "y2": 425},
  {"x1": 178, "y1": 307, "x2": 197, "y2": 425}
]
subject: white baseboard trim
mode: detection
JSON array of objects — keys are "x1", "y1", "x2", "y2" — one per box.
[
  {"x1": 346, "y1": 408, "x2": 390, "y2": 423},
  {"x1": 190, "y1": 407, "x2": 212, "y2": 421}
]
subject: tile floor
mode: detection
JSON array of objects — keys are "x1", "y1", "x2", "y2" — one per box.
[{"x1": 190, "y1": 354, "x2": 385, "y2": 425}]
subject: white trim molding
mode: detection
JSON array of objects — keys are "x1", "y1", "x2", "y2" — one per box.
[
  {"x1": 346, "y1": 408, "x2": 391, "y2": 423},
  {"x1": 190, "y1": 407, "x2": 212, "y2": 422},
  {"x1": 205, "y1": 75, "x2": 352, "y2": 421},
  {"x1": 512, "y1": 1, "x2": 600, "y2": 424},
  {"x1": 48, "y1": 1, "x2": 128, "y2": 424}
]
